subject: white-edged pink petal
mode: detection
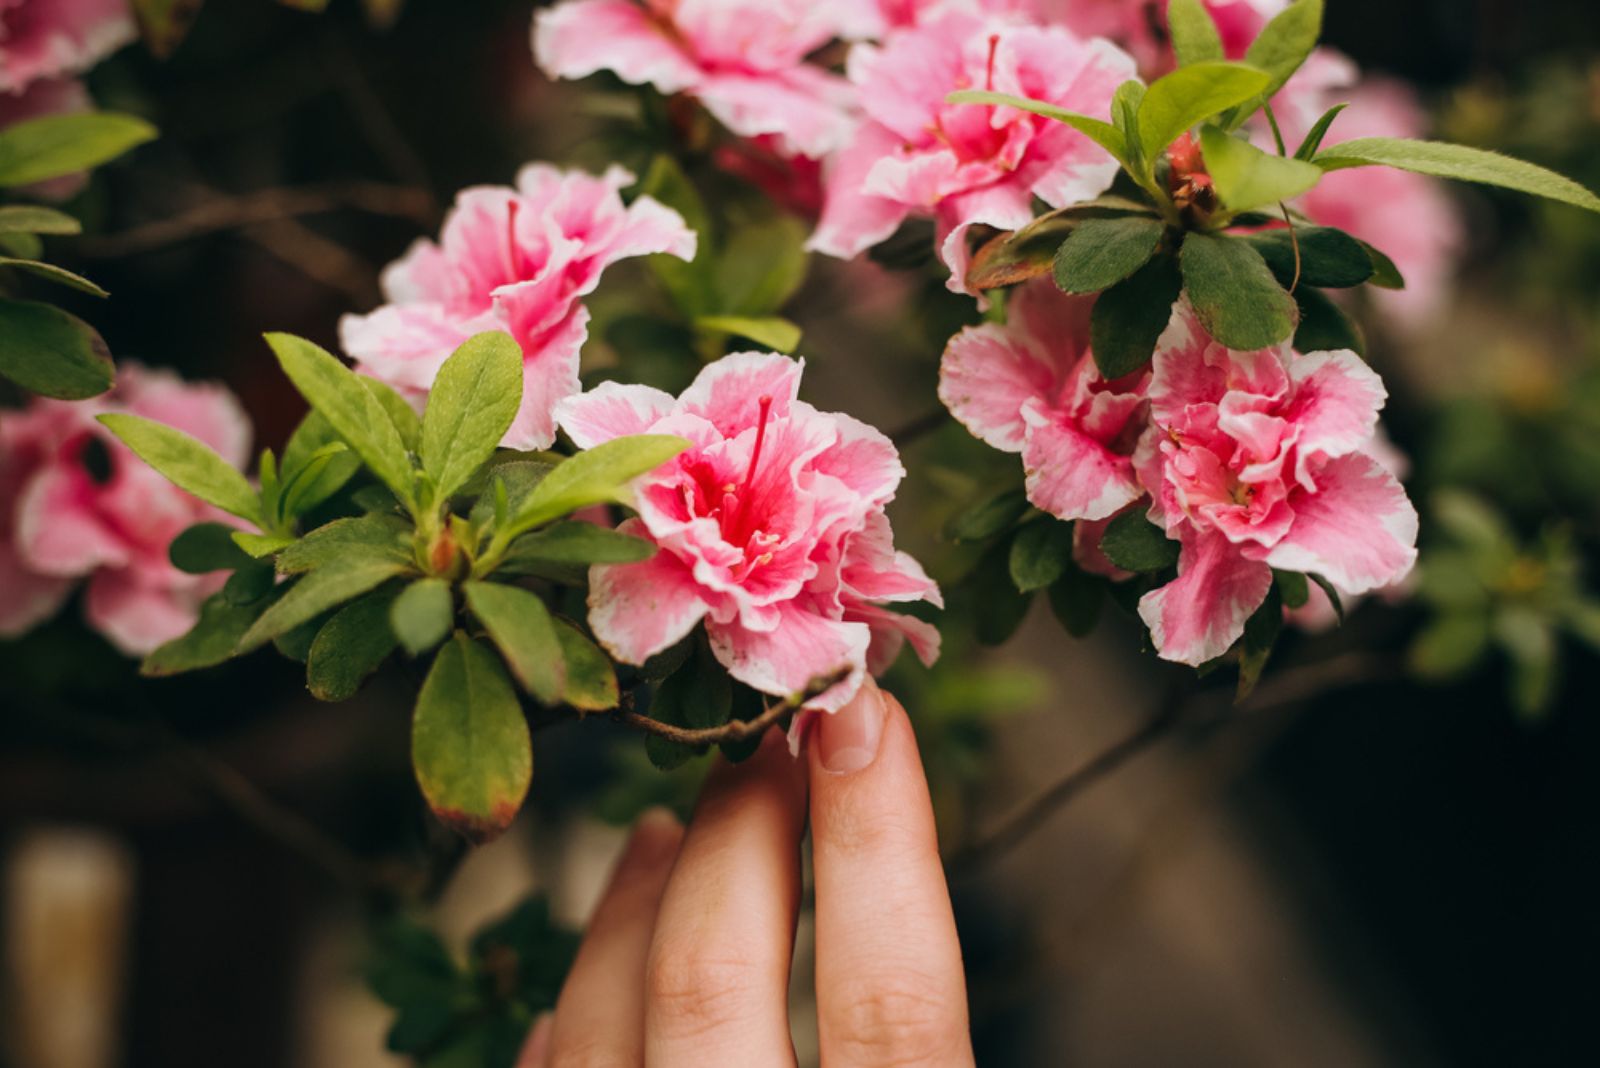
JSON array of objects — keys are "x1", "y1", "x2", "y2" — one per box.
[
  {"x1": 1138, "y1": 526, "x2": 1274, "y2": 666},
  {"x1": 532, "y1": 0, "x2": 703, "y2": 93},
  {"x1": 555, "y1": 380, "x2": 676, "y2": 448},
  {"x1": 707, "y1": 598, "x2": 870, "y2": 713},
  {"x1": 1020, "y1": 399, "x2": 1143, "y2": 521},
  {"x1": 587, "y1": 521, "x2": 714, "y2": 665},
  {"x1": 1261, "y1": 452, "x2": 1418, "y2": 594},
  {"x1": 678, "y1": 351, "x2": 805, "y2": 437}
]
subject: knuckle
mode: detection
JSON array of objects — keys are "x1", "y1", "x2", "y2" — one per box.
[
  {"x1": 827, "y1": 973, "x2": 966, "y2": 1065},
  {"x1": 645, "y1": 939, "x2": 762, "y2": 1037}
]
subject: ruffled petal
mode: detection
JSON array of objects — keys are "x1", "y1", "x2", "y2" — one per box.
[
  {"x1": 1138, "y1": 526, "x2": 1274, "y2": 666},
  {"x1": 1262, "y1": 452, "x2": 1418, "y2": 595}
]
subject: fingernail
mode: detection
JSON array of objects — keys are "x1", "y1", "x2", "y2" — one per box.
[
  {"x1": 518, "y1": 1013, "x2": 553, "y2": 1067},
  {"x1": 818, "y1": 678, "x2": 887, "y2": 775}
]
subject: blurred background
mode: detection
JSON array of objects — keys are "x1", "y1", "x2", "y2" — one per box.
[{"x1": 3, "y1": 1, "x2": 1599, "y2": 1065}]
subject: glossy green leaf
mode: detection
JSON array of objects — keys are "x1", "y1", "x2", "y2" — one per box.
[
  {"x1": 282, "y1": 410, "x2": 363, "y2": 514},
  {"x1": 1090, "y1": 252, "x2": 1184, "y2": 378},
  {"x1": 0, "y1": 112, "x2": 156, "y2": 187},
  {"x1": 1293, "y1": 285, "x2": 1365, "y2": 356},
  {"x1": 1274, "y1": 569, "x2": 1310, "y2": 609},
  {"x1": 1052, "y1": 216, "x2": 1165, "y2": 294},
  {"x1": 0, "y1": 257, "x2": 107, "y2": 297},
  {"x1": 502, "y1": 521, "x2": 656, "y2": 566},
  {"x1": 391, "y1": 578, "x2": 455, "y2": 657},
  {"x1": 1048, "y1": 564, "x2": 1102, "y2": 638},
  {"x1": 420, "y1": 332, "x2": 524, "y2": 502},
  {"x1": 463, "y1": 581, "x2": 566, "y2": 705},
  {"x1": 1111, "y1": 80, "x2": 1147, "y2": 168},
  {"x1": 1008, "y1": 519, "x2": 1074, "y2": 592},
  {"x1": 552, "y1": 619, "x2": 619, "y2": 711},
  {"x1": 97, "y1": 413, "x2": 261, "y2": 523},
  {"x1": 412, "y1": 633, "x2": 532, "y2": 843},
  {"x1": 265, "y1": 332, "x2": 417, "y2": 508},
  {"x1": 239, "y1": 557, "x2": 409, "y2": 652},
  {"x1": 233, "y1": 531, "x2": 294, "y2": 558},
  {"x1": 1293, "y1": 103, "x2": 1347, "y2": 160},
  {"x1": 223, "y1": 561, "x2": 276, "y2": 605},
  {"x1": 963, "y1": 197, "x2": 1158, "y2": 290},
  {"x1": 1168, "y1": 0, "x2": 1224, "y2": 66},
  {"x1": 1198, "y1": 125, "x2": 1323, "y2": 212},
  {"x1": 141, "y1": 590, "x2": 276, "y2": 676},
  {"x1": 306, "y1": 586, "x2": 401, "y2": 701},
  {"x1": 944, "y1": 488, "x2": 1029, "y2": 543},
  {"x1": 0, "y1": 205, "x2": 81, "y2": 235},
  {"x1": 1180, "y1": 231, "x2": 1297, "y2": 349},
  {"x1": 1313, "y1": 137, "x2": 1600, "y2": 214},
  {"x1": 169, "y1": 522, "x2": 252, "y2": 574},
  {"x1": 1100, "y1": 510, "x2": 1181, "y2": 572},
  {"x1": 1136, "y1": 61, "x2": 1271, "y2": 165},
  {"x1": 509, "y1": 434, "x2": 691, "y2": 535},
  {"x1": 0, "y1": 299, "x2": 113, "y2": 399},
  {"x1": 1244, "y1": 225, "x2": 1375, "y2": 288},
  {"x1": 1237, "y1": 584, "x2": 1284, "y2": 699},
  {"x1": 693, "y1": 315, "x2": 802, "y2": 354},
  {"x1": 947, "y1": 89, "x2": 1128, "y2": 168},
  {"x1": 276, "y1": 515, "x2": 412, "y2": 574},
  {"x1": 1360, "y1": 240, "x2": 1405, "y2": 289}
]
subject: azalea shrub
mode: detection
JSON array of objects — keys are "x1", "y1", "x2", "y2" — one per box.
[{"x1": 5, "y1": 0, "x2": 1600, "y2": 1062}]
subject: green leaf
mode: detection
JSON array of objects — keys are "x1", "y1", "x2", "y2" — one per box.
[
  {"x1": 412, "y1": 633, "x2": 533, "y2": 843},
  {"x1": 638, "y1": 154, "x2": 712, "y2": 316},
  {"x1": 963, "y1": 197, "x2": 1157, "y2": 290},
  {"x1": 463, "y1": 581, "x2": 566, "y2": 705},
  {"x1": 1090, "y1": 252, "x2": 1184, "y2": 378},
  {"x1": 1360, "y1": 240, "x2": 1405, "y2": 289},
  {"x1": 971, "y1": 541, "x2": 1034, "y2": 645},
  {"x1": 1180, "y1": 231, "x2": 1297, "y2": 349},
  {"x1": 0, "y1": 299, "x2": 113, "y2": 399},
  {"x1": 644, "y1": 644, "x2": 731, "y2": 770},
  {"x1": 1274, "y1": 569, "x2": 1310, "y2": 609},
  {"x1": 1052, "y1": 216, "x2": 1165, "y2": 294},
  {"x1": 97, "y1": 413, "x2": 261, "y2": 524},
  {"x1": 391, "y1": 578, "x2": 455, "y2": 657},
  {"x1": 224, "y1": 560, "x2": 276, "y2": 605},
  {"x1": 0, "y1": 205, "x2": 81, "y2": 235},
  {"x1": 274, "y1": 614, "x2": 326, "y2": 662},
  {"x1": 307, "y1": 586, "x2": 401, "y2": 701},
  {"x1": 0, "y1": 231, "x2": 42, "y2": 258},
  {"x1": 1136, "y1": 61, "x2": 1272, "y2": 166},
  {"x1": 1198, "y1": 125, "x2": 1323, "y2": 212},
  {"x1": 1008, "y1": 519, "x2": 1074, "y2": 592},
  {"x1": 509, "y1": 434, "x2": 691, "y2": 535},
  {"x1": 281, "y1": 411, "x2": 361, "y2": 515},
  {"x1": 141, "y1": 590, "x2": 276, "y2": 676},
  {"x1": 239, "y1": 557, "x2": 409, "y2": 652},
  {"x1": 1293, "y1": 103, "x2": 1347, "y2": 160},
  {"x1": 693, "y1": 315, "x2": 802, "y2": 354},
  {"x1": 944, "y1": 488, "x2": 1029, "y2": 542},
  {"x1": 714, "y1": 213, "x2": 808, "y2": 316},
  {"x1": 233, "y1": 531, "x2": 294, "y2": 558},
  {"x1": 1493, "y1": 608, "x2": 1558, "y2": 717},
  {"x1": 1111, "y1": 80, "x2": 1147, "y2": 169},
  {"x1": 420, "y1": 332, "x2": 524, "y2": 503},
  {"x1": 1048, "y1": 565, "x2": 1103, "y2": 638},
  {"x1": 364, "y1": 378, "x2": 422, "y2": 453},
  {"x1": 946, "y1": 90, "x2": 1128, "y2": 168},
  {"x1": 1237, "y1": 584, "x2": 1284, "y2": 699},
  {"x1": 169, "y1": 522, "x2": 252, "y2": 574},
  {"x1": 502, "y1": 521, "x2": 656, "y2": 566},
  {"x1": 1293, "y1": 286, "x2": 1365, "y2": 356},
  {"x1": 1408, "y1": 612, "x2": 1489, "y2": 680},
  {"x1": 1313, "y1": 137, "x2": 1600, "y2": 214},
  {"x1": 1309, "y1": 573, "x2": 1344, "y2": 622},
  {"x1": 133, "y1": 0, "x2": 208, "y2": 58},
  {"x1": 264, "y1": 333, "x2": 417, "y2": 508},
  {"x1": 0, "y1": 257, "x2": 107, "y2": 297},
  {"x1": 1168, "y1": 0, "x2": 1224, "y2": 66},
  {"x1": 0, "y1": 112, "x2": 157, "y2": 187},
  {"x1": 1231, "y1": 0, "x2": 1323, "y2": 118},
  {"x1": 1100, "y1": 510, "x2": 1180, "y2": 572},
  {"x1": 552, "y1": 620, "x2": 619, "y2": 711},
  {"x1": 1244, "y1": 225, "x2": 1375, "y2": 288},
  {"x1": 276, "y1": 515, "x2": 412, "y2": 574}
]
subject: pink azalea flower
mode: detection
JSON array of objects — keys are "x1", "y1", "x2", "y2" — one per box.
[
  {"x1": 0, "y1": 75, "x2": 91, "y2": 199},
  {"x1": 939, "y1": 277, "x2": 1149, "y2": 521},
  {"x1": 1131, "y1": 302, "x2": 1417, "y2": 664},
  {"x1": 339, "y1": 164, "x2": 695, "y2": 451},
  {"x1": 0, "y1": 0, "x2": 134, "y2": 95},
  {"x1": 533, "y1": 0, "x2": 858, "y2": 159},
  {"x1": 555, "y1": 351, "x2": 941, "y2": 717},
  {"x1": 1269, "y1": 50, "x2": 1463, "y2": 329},
  {"x1": 807, "y1": 10, "x2": 1135, "y2": 295},
  {"x1": 0, "y1": 364, "x2": 252, "y2": 655}
]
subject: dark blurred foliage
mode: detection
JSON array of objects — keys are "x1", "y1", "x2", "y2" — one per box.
[{"x1": 2, "y1": 1, "x2": 1599, "y2": 1066}]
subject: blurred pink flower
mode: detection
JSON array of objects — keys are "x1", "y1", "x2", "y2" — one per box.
[
  {"x1": 939, "y1": 277, "x2": 1148, "y2": 521},
  {"x1": 555, "y1": 351, "x2": 941, "y2": 716},
  {"x1": 533, "y1": 0, "x2": 857, "y2": 158},
  {"x1": 0, "y1": 0, "x2": 134, "y2": 95},
  {"x1": 0, "y1": 364, "x2": 252, "y2": 655},
  {"x1": 1270, "y1": 49, "x2": 1463, "y2": 329},
  {"x1": 711, "y1": 133, "x2": 826, "y2": 217},
  {"x1": 1131, "y1": 302, "x2": 1417, "y2": 664},
  {"x1": 0, "y1": 75, "x2": 91, "y2": 199},
  {"x1": 339, "y1": 164, "x2": 695, "y2": 451},
  {"x1": 807, "y1": 10, "x2": 1134, "y2": 294}
]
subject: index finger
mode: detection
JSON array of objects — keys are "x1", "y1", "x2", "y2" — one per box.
[{"x1": 807, "y1": 678, "x2": 974, "y2": 1067}]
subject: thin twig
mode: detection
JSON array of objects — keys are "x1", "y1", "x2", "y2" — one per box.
[
  {"x1": 613, "y1": 667, "x2": 853, "y2": 746},
  {"x1": 74, "y1": 181, "x2": 435, "y2": 258}
]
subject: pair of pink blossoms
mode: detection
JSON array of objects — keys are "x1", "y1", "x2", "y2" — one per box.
[
  {"x1": 942, "y1": 279, "x2": 1418, "y2": 665},
  {"x1": 0, "y1": 364, "x2": 252, "y2": 655}
]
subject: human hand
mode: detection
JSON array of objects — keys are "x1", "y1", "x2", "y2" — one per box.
[{"x1": 518, "y1": 677, "x2": 975, "y2": 1066}]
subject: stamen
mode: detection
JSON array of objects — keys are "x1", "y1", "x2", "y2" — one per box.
[
  {"x1": 730, "y1": 395, "x2": 774, "y2": 543},
  {"x1": 985, "y1": 34, "x2": 1000, "y2": 93},
  {"x1": 504, "y1": 198, "x2": 522, "y2": 281}
]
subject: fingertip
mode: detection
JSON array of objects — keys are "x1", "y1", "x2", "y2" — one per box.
[
  {"x1": 811, "y1": 676, "x2": 890, "y2": 777},
  {"x1": 517, "y1": 1012, "x2": 552, "y2": 1068}
]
